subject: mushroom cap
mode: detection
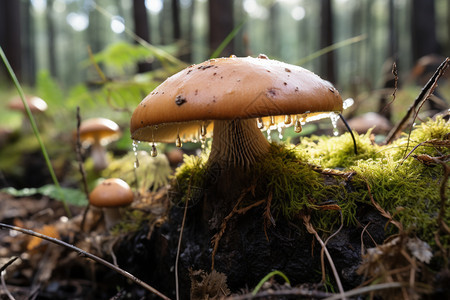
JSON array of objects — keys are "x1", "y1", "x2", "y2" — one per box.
[
  {"x1": 89, "y1": 178, "x2": 134, "y2": 207},
  {"x1": 130, "y1": 55, "x2": 343, "y2": 143},
  {"x1": 79, "y1": 118, "x2": 121, "y2": 146},
  {"x1": 8, "y1": 95, "x2": 48, "y2": 113}
]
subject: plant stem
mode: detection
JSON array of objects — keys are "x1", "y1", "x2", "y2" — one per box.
[{"x1": 0, "y1": 46, "x2": 71, "y2": 217}]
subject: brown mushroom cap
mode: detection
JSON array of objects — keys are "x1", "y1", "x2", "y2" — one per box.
[
  {"x1": 130, "y1": 55, "x2": 343, "y2": 143},
  {"x1": 8, "y1": 95, "x2": 48, "y2": 113},
  {"x1": 79, "y1": 118, "x2": 121, "y2": 146},
  {"x1": 89, "y1": 178, "x2": 134, "y2": 207}
]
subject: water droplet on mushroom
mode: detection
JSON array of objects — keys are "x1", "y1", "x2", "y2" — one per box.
[
  {"x1": 330, "y1": 113, "x2": 340, "y2": 136},
  {"x1": 278, "y1": 127, "x2": 284, "y2": 139},
  {"x1": 294, "y1": 116, "x2": 302, "y2": 133},
  {"x1": 257, "y1": 118, "x2": 264, "y2": 129},
  {"x1": 266, "y1": 128, "x2": 272, "y2": 142},
  {"x1": 150, "y1": 143, "x2": 158, "y2": 157},
  {"x1": 269, "y1": 116, "x2": 275, "y2": 126},
  {"x1": 132, "y1": 140, "x2": 140, "y2": 168},
  {"x1": 176, "y1": 135, "x2": 182, "y2": 147},
  {"x1": 200, "y1": 123, "x2": 207, "y2": 137},
  {"x1": 284, "y1": 115, "x2": 292, "y2": 126}
]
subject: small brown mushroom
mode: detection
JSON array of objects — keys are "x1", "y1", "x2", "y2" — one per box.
[
  {"x1": 8, "y1": 95, "x2": 48, "y2": 131},
  {"x1": 79, "y1": 118, "x2": 121, "y2": 171},
  {"x1": 130, "y1": 55, "x2": 343, "y2": 169},
  {"x1": 89, "y1": 178, "x2": 134, "y2": 229}
]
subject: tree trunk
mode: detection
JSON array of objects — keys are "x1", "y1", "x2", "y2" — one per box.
[
  {"x1": 133, "y1": 0, "x2": 152, "y2": 73},
  {"x1": 0, "y1": 0, "x2": 22, "y2": 82},
  {"x1": 411, "y1": 0, "x2": 439, "y2": 61},
  {"x1": 46, "y1": 0, "x2": 57, "y2": 77},
  {"x1": 208, "y1": 0, "x2": 234, "y2": 57},
  {"x1": 172, "y1": 0, "x2": 181, "y2": 41},
  {"x1": 319, "y1": 0, "x2": 335, "y2": 83}
]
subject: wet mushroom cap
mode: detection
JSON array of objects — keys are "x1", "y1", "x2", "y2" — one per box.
[
  {"x1": 79, "y1": 118, "x2": 121, "y2": 146},
  {"x1": 89, "y1": 178, "x2": 134, "y2": 207},
  {"x1": 8, "y1": 95, "x2": 48, "y2": 113},
  {"x1": 130, "y1": 55, "x2": 343, "y2": 143}
]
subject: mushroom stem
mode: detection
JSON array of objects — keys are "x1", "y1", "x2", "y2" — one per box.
[
  {"x1": 91, "y1": 140, "x2": 108, "y2": 171},
  {"x1": 208, "y1": 119, "x2": 270, "y2": 169}
]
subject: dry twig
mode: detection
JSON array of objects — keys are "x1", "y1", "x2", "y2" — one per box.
[
  {"x1": 0, "y1": 223, "x2": 170, "y2": 300},
  {"x1": 301, "y1": 215, "x2": 346, "y2": 299},
  {"x1": 385, "y1": 57, "x2": 449, "y2": 145}
]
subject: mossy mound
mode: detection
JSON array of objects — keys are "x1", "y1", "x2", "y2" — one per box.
[{"x1": 173, "y1": 117, "x2": 449, "y2": 247}]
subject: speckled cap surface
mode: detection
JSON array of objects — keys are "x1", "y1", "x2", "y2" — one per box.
[{"x1": 130, "y1": 55, "x2": 342, "y2": 143}]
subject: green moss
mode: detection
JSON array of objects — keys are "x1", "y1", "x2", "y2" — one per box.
[
  {"x1": 296, "y1": 130, "x2": 380, "y2": 169},
  {"x1": 173, "y1": 117, "x2": 449, "y2": 245}
]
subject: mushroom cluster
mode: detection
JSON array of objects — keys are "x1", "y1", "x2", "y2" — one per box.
[{"x1": 130, "y1": 55, "x2": 343, "y2": 169}]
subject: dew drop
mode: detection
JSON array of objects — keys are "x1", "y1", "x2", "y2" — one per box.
[
  {"x1": 278, "y1": 127, "x2": 284, "y2": 139},
  {"x1": 176, "y1": 135, "x2": 182, "y2": 147},
  {"x1": 330, "y1": 113, "x2": 340, "y2": 136},
  {"x1": 269, "y1": 116, "x2": 275, "y2": 126},
  {"x1": 151, "y1": 143, "x2": 158, "y2": 157},
  {"x1": 132, "y1": 140, "x2": 140, "y2": 168},
  {"x1": 284, "y1": 115, "x2": 292, "y2": 126},
  {"x1": 200, "y1": 123, "x2": 207, "y2": 137},
  {"x1": 294, "y1": 116, "x2": 302, "y2": 133},
  {"x1": 257, "y1": 117, "x2": 264, "y2": 129}
]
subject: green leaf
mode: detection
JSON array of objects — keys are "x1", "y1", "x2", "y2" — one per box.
[{"x1": 1, "y1": 184, "x2": 88, "y2": 206}]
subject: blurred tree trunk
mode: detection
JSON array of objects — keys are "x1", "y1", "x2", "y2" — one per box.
[
  {"x1": 411, "y1": 0, "x2": 439, "y2": 61},
  {"x1": 209, "y1": 0, "x2": 234, "y2": 57},
  {"x1": 319, "y1": 0, "x2": 335, "y2": 83},
  {"x1": 179, "y1": 0, "x2": 195, "y2": 62},
  {"x1": 22, "y1": 0, "x2": 35, "y2": 85},
  {"x1": 133, "y1": 0, "x2": 152, "y2": 72},
  {"x1": 172, "y1": 0, "x2": 181, "y2": 40},
  {"x1": 46, "y1": 0, "x2": 57, "y2": 77},
  {"x1": 269, "y1": 3, "x2": 280, "y2": 57},
  {"x1": 0, "y1": 0, "x2": 22, "y2": 83}
]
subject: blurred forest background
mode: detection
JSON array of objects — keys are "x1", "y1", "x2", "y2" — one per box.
[{"x1": 0, "y1": 0, "x2": 448, "y2": 187}]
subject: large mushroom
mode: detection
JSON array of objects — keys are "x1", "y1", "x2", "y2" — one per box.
[
  {"x1": 79, "y1": 118, "x2": 121, "y2": 172},
  {"x1": 130, "y1": 55, "x2": 342, "y2": 170}
]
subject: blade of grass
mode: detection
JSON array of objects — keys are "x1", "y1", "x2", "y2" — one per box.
[
  {"x1": 296, "y1": 34, "x2": 367, "y2": 66},
  {"x1": 252, "y1": 270, "x2": 290, "y2": 295},
  {"x1": 0, "y1": 46, "x2": 71, "y2": 218},
  {"x1": 210, "y1": 18, "x2": 247, "y2": 59}
]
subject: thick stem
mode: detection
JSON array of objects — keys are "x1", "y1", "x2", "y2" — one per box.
[
  {"x1": 203, "y1": 119, "x2": 270, "y2": 229},
  {"x1": 208, "y1": 119, "x2": 270, "y2": 169}
]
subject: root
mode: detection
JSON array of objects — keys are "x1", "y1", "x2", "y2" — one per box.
[{"x1": 210, "y1": 187, "x2": 265, "y2": 271}]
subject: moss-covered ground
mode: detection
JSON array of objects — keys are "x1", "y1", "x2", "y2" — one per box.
[{"x1": 174, "y1": 116, "x2": 449, "y2": 249}]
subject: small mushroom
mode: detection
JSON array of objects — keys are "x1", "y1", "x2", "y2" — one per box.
[
  {"x1": 89, "y1": 178, "x2": 134, "y2": 229},
  {"x1": 8, "y1": 95, "x2": 48, "y2": 131},
  {"x1": 79, "y1": 118, "x2": 121, "y2": 171},
  {"x1": 130, "y1": 55, "x2": 343, "y2": 169}
]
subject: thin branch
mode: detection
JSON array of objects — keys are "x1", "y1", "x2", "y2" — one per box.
[
  {"x1": 228, "y1": 286, "x2": 332, "y2": 299},
  {"x1": 323, "y1": 282, "x2": 406, "y2": 300},
  {"x1": 384, "y1": 57, "x2": 449, "y2": 144},
  {"x1": 302, "y1": 215, "x2": 346, "y2": 299},
  {"x1": 0, "y1": 223, "x2": 170, "y2": 300},
  {"x1": 76, "y1": 107, "x2": 91, "y2": 232},
  {"x1": 175, "y1": 176, "x2": 192, "y2": 300}
]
